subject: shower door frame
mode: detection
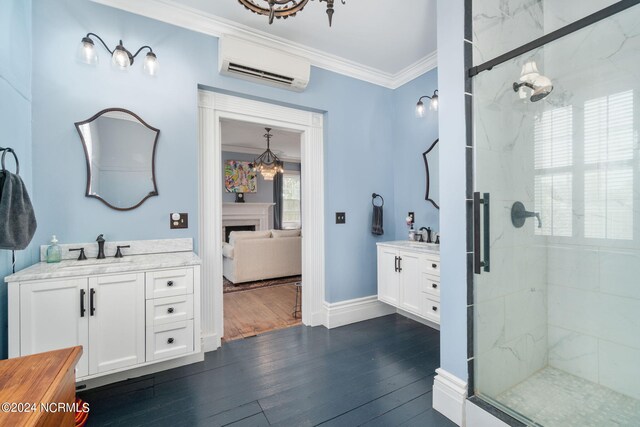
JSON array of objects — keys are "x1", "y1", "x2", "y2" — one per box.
[{"x1": 465, "y1": 0, "x2": 640, "y2": 425}]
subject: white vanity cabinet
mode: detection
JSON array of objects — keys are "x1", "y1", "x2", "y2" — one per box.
[
  {"x1": 377, "y1": 242, "x2": 440, "y2": 325},
  {"x1": 7, "y1": 247, "x2": 201, "y2": 384},
  {"x1": 18, "y1": 278, "x2": 91, "y2": 377}
]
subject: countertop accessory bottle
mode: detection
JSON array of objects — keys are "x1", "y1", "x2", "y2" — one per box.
[{"x1": 46, "y1": 235, "x2": 62, "y2": 263}]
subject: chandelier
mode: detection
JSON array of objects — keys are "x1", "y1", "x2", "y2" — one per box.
[
  {"x1": 238, "y1": 0, "x2": 346, "y2": 26},
  {"x1": 252, "y1": 128, "x2": 284, "y2": 181}
]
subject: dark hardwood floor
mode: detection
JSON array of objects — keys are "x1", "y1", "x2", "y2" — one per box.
[{"x1": 79, "y1": 314, "x2": 454, "y2": 426}]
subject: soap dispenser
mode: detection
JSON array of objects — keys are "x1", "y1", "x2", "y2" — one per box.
[{"x1": 46, "y1": 235, "x2": 62, "y2": 263}]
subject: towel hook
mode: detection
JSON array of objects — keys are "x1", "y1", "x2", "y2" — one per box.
[
  {"x1": 372, "y1": 193, "x2": 384, "y2": 207},
  {"x1": 1, "y1": 147, "x2": 19, "y2": 175}
]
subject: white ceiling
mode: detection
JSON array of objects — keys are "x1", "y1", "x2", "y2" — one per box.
[
  {"x1": 93, "y1": 0, "x2": 438, "y2": 87},
  {"x1": 175, "y1": 0, "x2": 437, "y2": 75},
  {"x1": 221, "y1": 119, "x2": 301, "y2": 161}
]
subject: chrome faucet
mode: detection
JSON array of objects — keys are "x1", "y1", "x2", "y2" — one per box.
[{"x1": 96, "y1": 234, "x2": 106, "y2": 259}]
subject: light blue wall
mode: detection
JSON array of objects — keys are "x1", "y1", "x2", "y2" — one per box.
[
  {"x1": 221, "y1": 151, "x2": 300, "y2": 204},
  {"x1": 392, "y1": 70, "x2": 439, "y2": 240},
  {"x1": 437, "y1": 0, "x2": 469, "y2": 381},
  {"x1": 30, "y1": 0, "x2": 397, "y2": 307},
  {"x1": 0, "y1": 0, "x2": 33, "y2": 359}
]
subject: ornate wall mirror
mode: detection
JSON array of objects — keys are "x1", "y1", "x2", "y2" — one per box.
[
  {"x1": 75, "y1": 108, "x2": 159, "y2": 211},
  {"x1": 423, "y1": 138, "x2": 439, "y2": 209}
]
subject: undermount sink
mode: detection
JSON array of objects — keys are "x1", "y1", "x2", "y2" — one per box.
[{"x1": 60, "y1": 259, "x2": 132, "y2": 270}]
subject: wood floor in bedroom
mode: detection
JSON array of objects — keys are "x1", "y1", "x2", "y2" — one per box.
[{"x1": 223, "y1": 283, "x2": 302, "y2": 341}]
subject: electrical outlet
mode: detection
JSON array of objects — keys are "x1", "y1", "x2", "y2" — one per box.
[
  {"x1": 336, "y1": 212, "x2": 346, "y2": 224},
  {"x1": 170, "y1": 213, "x2": 189, "y2": 229},
  {"x1": 408, "y1": 212, "x2": 415, "y2": 224}
]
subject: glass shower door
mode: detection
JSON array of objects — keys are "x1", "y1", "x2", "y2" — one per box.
[{"x1": 472, "y1": 3, "x2": 640, "y2": 426}]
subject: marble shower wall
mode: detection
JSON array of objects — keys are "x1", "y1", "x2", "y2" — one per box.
[
  {"x1": 473, "y1": 0, "x2": 640, "y2": 401},
  {"x1": 472, "y1": 0, "x2": 548, "y2": 398},
  {"x1": 542, "y1": 2, "x2": 640, "y2": 400}
]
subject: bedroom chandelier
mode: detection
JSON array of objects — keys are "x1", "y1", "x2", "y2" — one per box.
[
  {"x1": 252, "y1": 128, "x2": 284, "y2": 181},
  {"x1": 238, "y1": 0, "x2": 346, "y2": 26}
]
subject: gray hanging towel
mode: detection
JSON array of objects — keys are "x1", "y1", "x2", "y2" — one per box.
[
  {"x1": 0, "y1": 148, "x2": 37, "y2": 250},
  {"x1": 372, "y1": 205, "x2": 384, "y2": 235}
]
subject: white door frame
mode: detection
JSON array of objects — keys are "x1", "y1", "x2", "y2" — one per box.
[{"x1": 198, "y1": 90, "x2": 326, "y2": 351}]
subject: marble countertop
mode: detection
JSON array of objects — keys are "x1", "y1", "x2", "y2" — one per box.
[
  {"x1": 5, "y1": 251, "x2": 201, "y2": 283},
  {"x1": 376, "y1": 240, "x2": 440, "y2": 254}
]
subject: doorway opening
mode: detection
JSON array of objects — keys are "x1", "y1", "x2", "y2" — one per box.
[
  {"x1": 220, "y1": 119, "x2": 303, "y2": 341},
  {"x1": 197, "y1": 90, "x2": 326, "y2": 351}
]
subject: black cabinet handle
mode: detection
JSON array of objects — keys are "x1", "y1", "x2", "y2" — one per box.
[
  {"x1": 90, "y1": 288, "x2": 96, "y2": 316},
  {"x1": 394, "y1": 256, "x2": 398, "y2": 272},
  {"x1": 167, "y1": 338, "x2": 174, "y2": 344},
  {"x1": 167, "y1": 307, "x2": 174, "y2": 314},
  {"x1": 167, "y1": 280, "x2": 174, "y2": 287},
  {"x1": 432, "y1": 263, "x2": 438, "y2": 268},
  {"x1": 398, "y1": 257, "x2": 402, "y2": 273},
  {"x1": 432, "y1": 283, "x2": 438, "y2": 289},
  {"x1": 80, "y1": 289, "x2": 86, "y2": 317},
  {"x1": 432, "y1": 306, "x2": 438, "y2": 312}
]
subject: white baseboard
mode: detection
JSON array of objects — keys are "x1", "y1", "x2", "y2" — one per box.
[
  {"x1": 324, "y1": 295, "x2": 395, "y2": 329},
  {"x1": 465, "y1": 400, "x2": 511, "y2": 427},
  {"x1": 202, "y1": 333, "x2": 221, "y2": 352},
  {"x1": 396, "y1": 307, "x2": 440, "y2": 330},
  {"x1": 77, "y1": 352, "x2": 205, "y2": 390},
  {"x1": 433, "y1": 368, "x2": 468, "y2": 426}
]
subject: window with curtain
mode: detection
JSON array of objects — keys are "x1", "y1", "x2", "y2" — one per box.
[{"x1": 282, "y1": 170, "x2": 301, "y2": 229}]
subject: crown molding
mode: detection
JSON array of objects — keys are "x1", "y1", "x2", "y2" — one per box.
[{"x1": 91, "y1": 0, "x2": 436, "y2": 89}]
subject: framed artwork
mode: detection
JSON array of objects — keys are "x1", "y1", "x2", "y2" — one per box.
[{"x1": 224, "y1": 160, "x2": 257, "y2": 193}]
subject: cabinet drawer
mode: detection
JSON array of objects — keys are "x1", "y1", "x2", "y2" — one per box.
[
  {"x1": 424, "y1": 297, "x2": 440, "y2": 323},
  {"x1": 424, "y1": 258, "x2": 440, "y2": 276},
  {"x1": 146, "y1": 294, "x2": 193, "y2": 326},
  {"x1": 146, "y1": 320, "x2": 194, "y2": 361},
  {"x1": 146, "y1": 268, "x2": 193, "y2": 299},
  {"x1": 421, "y1": 273, "x2": 440, "y2": 298}
]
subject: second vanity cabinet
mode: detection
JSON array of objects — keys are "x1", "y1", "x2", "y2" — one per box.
[
  {"x1": 8, "y1": 249, "x2": 201, "y2": 383},
  {"x1": 377, "y1": 242, "x2": 440, "y2": 325}
]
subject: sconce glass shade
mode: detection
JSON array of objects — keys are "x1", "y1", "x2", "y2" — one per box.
[
  {"x1": 143, "y1": 52, "x2": 159, "y2": 76},
  {"x1": 77, "y1": 37, "x2": 98, "y2": 65},
  {"x1": 111, "y1": 44, "x2": 131, "y2": 70},
  {"x1": 429, "y1": 94, "x2": 439, "y2": 111},
  {"x1": 415, "y1": 100, "x2": 426, "y2": 118}
]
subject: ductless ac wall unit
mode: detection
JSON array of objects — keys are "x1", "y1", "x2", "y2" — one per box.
[{"x1": 218, "y1": 35, "x2": 311, "y2": 92}]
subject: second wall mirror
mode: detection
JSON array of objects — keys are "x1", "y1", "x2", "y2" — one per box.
[
  {"x1": 75, "y1": 108, "x2": 160, "y2": 211},
  {"x1": 423, "y1": 138, "x2": 439, "y2": 209}
]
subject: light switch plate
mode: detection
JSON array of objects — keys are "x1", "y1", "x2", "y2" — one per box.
[
  {"x1": 336, "y1": 212, "x2": 346, "y2": 224},
  {"x1": 170, "y1": 213, "x2": 189, "y2": 229}
]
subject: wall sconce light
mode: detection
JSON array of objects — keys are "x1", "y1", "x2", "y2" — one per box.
[
  {"x1": 416, "y1": 90, "x2": 439, "y2": 117},
  {"x1": 77, "y1": 33, "x2": 159, "y2": 76}
]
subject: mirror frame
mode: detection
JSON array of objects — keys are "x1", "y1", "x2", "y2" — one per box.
[
  {"x1": 423, "y1": 138, "x2": 439, "y2": 209},
  {"x1": 74, "y1": 107, "x2": 160, "y2": 211}
]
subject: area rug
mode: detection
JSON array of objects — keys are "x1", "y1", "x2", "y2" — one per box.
[{"x1": 223, "y1": 275, "x2": 302, "y2": 294}]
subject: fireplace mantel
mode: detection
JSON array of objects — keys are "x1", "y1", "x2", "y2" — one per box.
[{"x1": 222, "y1": 203, "x2": 275, "y2": 232}]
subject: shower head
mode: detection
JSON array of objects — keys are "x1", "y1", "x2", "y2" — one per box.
[{"x1": 513, "y1": 75, "x2": 553, "y2": 102}]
